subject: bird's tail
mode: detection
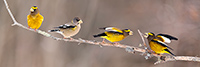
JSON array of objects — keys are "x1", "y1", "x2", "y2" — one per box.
[
  {"x1": 99, "y1": 27, "x2": 106, "y2": 30},
  {"x1": 164, "y1": 49, "x2": 175, "y2": 56},
  {"x1": 48, "y1": 29, "x2": 59, "y2": 32},
  {"x1": 93, "y1": 33, "x2": 107, "y2": 38}
]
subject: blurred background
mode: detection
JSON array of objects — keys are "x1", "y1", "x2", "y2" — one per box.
[{"x1": 0, "y1": 0, "x2": 200, "y2": 67}]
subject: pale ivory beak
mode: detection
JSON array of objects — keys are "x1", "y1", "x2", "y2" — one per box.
[
  {"x1": 30, "y1": 8, "x2": 34, "y2": 12},
  {"x1": 129, "y1": 31, "x2": 133, "y2": 35}
]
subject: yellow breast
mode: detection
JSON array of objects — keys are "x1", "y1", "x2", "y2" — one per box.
[{"x1": 27, "y1": 13, "x2": 44, "y2": 29}]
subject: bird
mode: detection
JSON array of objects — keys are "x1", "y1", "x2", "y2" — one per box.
[
  {"x1": 48, "y1": 17, "x2": 83, "y2": 39},
  {"x1": 93, "y1": 27, "x2": 133, "y2": 43},
  {"x1": 27, "y1": 6, "x2": 44, "y2": 31},
  {"x1": 145, "y1": 32, "x2": 178, "y2": 56}
]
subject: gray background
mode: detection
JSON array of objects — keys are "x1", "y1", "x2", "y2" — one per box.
[{"x1": 0, "y1": 0, "x2": 200, "y2": 67}]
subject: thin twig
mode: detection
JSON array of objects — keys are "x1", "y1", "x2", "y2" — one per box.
[
  {"x1": 3, "y1": 0, "x2": 200, "y2": 64},
  {"x1": 3, "y1": 0, "x2": 18, "y2": 25},
  {"x1": 138, "y1": 29, "x2": 148, "y2": 49}
]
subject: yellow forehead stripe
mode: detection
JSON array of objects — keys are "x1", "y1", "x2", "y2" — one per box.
[
  {"x1": 31, "y1": 6, "x2": 38, "y2": 9},
  {"x1": 124, "y1": 29, "x2": 130, "y2": 32},
  {"x1": 148, "y1": 33, "x2": 153, "y2": 36}
]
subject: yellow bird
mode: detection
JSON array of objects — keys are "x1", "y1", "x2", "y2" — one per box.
[
  {"x1": 146, "y1": 32, "x2": 178, "y2": 56},
  {"x1": 93, "y1": 27, "x2": 133, "y2": 43},
  {"x1": 49, "y1": 17, "x2": 83, "y2": 39},
  {"x1": 27, "y1": 6, "x2": 44, "y2": 31}
]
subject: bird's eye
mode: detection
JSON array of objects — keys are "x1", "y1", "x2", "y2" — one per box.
[{"x1": 76, "y1": 19, "x2": 80, "y2": 22}]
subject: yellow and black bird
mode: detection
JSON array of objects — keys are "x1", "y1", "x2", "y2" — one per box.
[
  {"x1": 93, "y1": 27, "x2": 133, "y2": 43},
  {"x1": 27, "y1": 6, "x2": 44, "y2": 31},
  {"x1": 49, "y1": 17, "x2": 83, "y2": 39},
  {"x1": 146, "y1": 32, "x2": 178, "y2": 56}
]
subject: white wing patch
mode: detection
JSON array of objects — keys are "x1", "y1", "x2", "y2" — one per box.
[
  {"x1": 64, "y1": 24, "x2": 71, "y2": 26},
  {"x1": 157, "y1": 40, "x2": 170, "y2": 47},
  {"x1": 105, "y1": 27, "x2": 114, "y2": 30},
  {"x1": 104, "y1": 27, "x2": 118, "y2": 32},
  {"x1": 161, "y1": 36, "x2": 171, "y2": 43},
  {"x1": 58, "y1": 24, "x2": 72, "y2": 28}
]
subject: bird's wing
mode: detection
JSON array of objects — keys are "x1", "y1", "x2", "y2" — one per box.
[
  {"x1": 54, "y1": 24, "x2": 76, "y2": 29},
  {"x1": 151, "y1": 39, "x2": 173, "y2": 50},
  {"x1": 157, "y1": 34, "x2": 178, "y2": 43},
  {"x1": 106, "y1": 31, "x2": 124, "y2": 35},
  {"x1": 157, "y1": 34, "x2": 178, "y2": 40},
  {"x1": 164, "y1": 49, "x2": 175, "y2": 56},
  {"x1": 99, "y1": 27, "x2": 123, "y2": 33}
]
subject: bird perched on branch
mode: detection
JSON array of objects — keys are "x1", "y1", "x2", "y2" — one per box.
[
  {"x1": 145, "y1": 32, "x2": 178, "y2": 56},
  {"x1": 27, "y1": 6, "x2": 44, "y2": 31},
  {"x1": 93, "y1": 27, "x2": 133, "y2": 43},
  {"x1": 48, "y1": 17, "x2": 83, "y2": 39}
]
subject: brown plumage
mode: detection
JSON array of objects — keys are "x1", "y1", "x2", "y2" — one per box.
[{"x1": 49, "y1": 17, "x2": 83, "y2": 38}]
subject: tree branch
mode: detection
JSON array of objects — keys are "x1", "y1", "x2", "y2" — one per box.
[{"x1": 3, "y1": 0, "x2": 200, "y2": 64}]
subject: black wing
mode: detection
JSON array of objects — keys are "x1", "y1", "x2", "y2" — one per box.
[
  {"x1": 93, "y1": 33, "x2": 107, "y2": 37},
  {"x1": 107, "y1": 31, "x2": 123, "y2": 35},
  {"x1": 157, "y1": 34, "x2": 178, "y2": 40},
  {"x1": 164, "y1": 49, "x2": 175, "y2": 56},
  {"x1": 55, "y1": 24, "x2": 76, "y2": 29}
]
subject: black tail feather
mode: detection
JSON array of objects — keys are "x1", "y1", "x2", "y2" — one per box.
[
  {"x1": 93, "y1": 33, "x2": 107, "y2": 38},
  {"x1": 164, "y1": 49, "x2": 175, "y2": 56},
  {"x1": 99, "y1": 27, "x2": 106, "y2": 30},
  {"x1": 93, "y1": 35, "x2": 99, "y2": 37}
]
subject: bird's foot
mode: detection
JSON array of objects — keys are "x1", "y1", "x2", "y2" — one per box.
[
  {"x1": 112, "y1": 42, "x2": 120, "y2": 45},
  {"x1": 70, "y1": 38, "x2": 74, "y2": 40},
  {"x1": 101, "y1": 39, "x2": 106, "y2": 43},
  {"x1": 63, "y1": 37, "x2": 73, "y2": 40},
  {"x1": 34, "y1": 28, "x2": 37, "y2": 31}
]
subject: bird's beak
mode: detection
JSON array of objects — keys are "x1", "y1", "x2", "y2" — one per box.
[
  {"x1": 79, "y1": 20, "x2": 83, "y2": 24},
  {"x1": 144, "y1": 33, "x2": 148, "y2": 38},
  {"x1": 30, "y1": 8, "x2": 34, "y2": 12},
  {"x1": 129, "y1": 31, "x2": 133, "y2": 35}
]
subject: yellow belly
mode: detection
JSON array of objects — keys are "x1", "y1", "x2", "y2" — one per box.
[
  {"x1": 27, "y1": 14, "x2": 43, "y2": 29},
  {"x1": 149, "y1": 41, "x2": 168, "y2": 54},
  {"x1": 101, "y1": 32, "x2": 125, "y2": 42}
]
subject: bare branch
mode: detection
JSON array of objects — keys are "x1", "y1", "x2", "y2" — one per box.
[
  {"x1": 4, "y1": 0, "x2": 18, "y2": 26},
  {"x1": 3, "y1": 0, "x2": 200, "y2": 64},
  {"x1": 138, "y1": 29, "x2": 147, "y2": 48}
]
